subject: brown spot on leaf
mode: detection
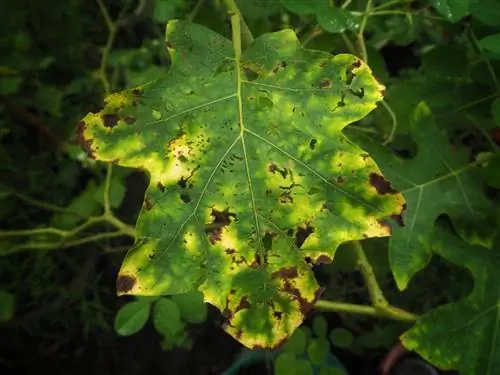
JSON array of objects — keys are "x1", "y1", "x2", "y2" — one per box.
[
  {"x1": 271, "y1": 267, "x2": 298, "y2": 280},
  {"x1": 315, "y1": 255, "x2": 332, "y2": 265},
  {"x1": 295, "y1": 224, "x2": 314, "y2": 248},
  {"x1": 101, "y1": 114, "x2": 119, "y2": 128},
  {"x1": 116, "y1": 274, "x2": 136, "y2": 293},
  {"x1": 124, "y1": 116, "x2": 136, "y2": 124},
  {"x1": 205, "y1": 208, "x2": 236, "y2": 244},
  {"x1": 166, "y1": 41, "x2": 173, "y2": 48},
  {"x1": 234, "y1": 296, "x2": 250, "y2": 314},
  {"x1": 378, "y1": 219, "x2": 392, "y2": 235},
  {"x1": 225, "y1": 248, "x2": 236, "y2": 255},
  {"x1": 132, "y1": 88, "x2": 142, "y2": 96},
  {"x1": 369, "y1": 173, "x2": 397, "y2": 195},
  {"x1": 111, "y1": 158, "x2": 120, "y2": 164},
  {"x1": 273, "y1": 311, "x2": 282, "y2": 320},
  {"x1": 336, "y1": 176, "x2": 346, "y2": 184},
  {"x1": 144, "y1": 196, "x2": 154, "y2": 211},
  {"x1": 157, "y1": 182, "x2": 165, "y2": 192},
  {"x1": 361, "y1": 153, "x2": 370, "y2": 160},
  {"x1": 319, "y1": 80, "x2": 331, "y2": 89},
  {"x1": 75, "y1": 121, "x2": 97, "y2": 159}
]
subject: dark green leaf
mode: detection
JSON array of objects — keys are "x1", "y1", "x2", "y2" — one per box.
[
  {"x1": 480, "y1": 34, "x2": 500, "y2": 54},
  {"x1": 307, "y1": 337, "x2": 330, "y2": 364},
  {"x1": 313, "y1": 314, "x2": 328, "y2": 337},
  {"x1": 171, "y1": 290, "x2": 207, "y2": 324},
  {"x1": 402, "y1": 225, "x2": 500, "y2": 374},
  {"x1": 430, "y1": 0, "x2": 469, "y2": 22},
  {"x1": 356, "y1": 102, "x2": 491, "y2": 289},
  {"x1": 274, "y1": 352, "x2": 299, "y2": 375},
  {"x1": 329, "y1": 327, "x2": 354, "y2": 348},
  {"x1": 283, "y1": 326, "x2": 308, "y2": 355},
  {"x1": 470, "y1": 0, "x2": 500, "y2": 26}
]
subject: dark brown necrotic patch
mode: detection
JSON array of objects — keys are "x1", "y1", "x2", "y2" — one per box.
[
  {"x1": 369, "y1": 173, "x2": 397, "y2": 195},
  {"x1": 205, "y1": 208, "x2": 236, "y2": 244},
  {"x1": 75, "y1": 121, "x2": 96, "y2": 160},
  {"x1": 295, "y1": 225, "x2": 314, "y2": 248},
  {"x1": 124, "y1": 116, "x2": 136, "y2": 124},
  {"x1": 116, "y1": 274, "x2": 136, "y2": 293},
  {"x1": 101, "y1": 114, "x2": 119, "y2": 128}
]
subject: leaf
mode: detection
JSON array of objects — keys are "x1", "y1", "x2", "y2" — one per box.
[
  {"x1": 312, "y1": 314, "x2": 328, "y2": 337},
  {"x1": 153, "y1": 297, "x2": 184, "y2": 338},
  {"x1": 171, "y1": 290, "x2": 207, "y2": 324},
  {"x1": 470, "y1": 0, "x2": 500, "y2": 26},
  {"x1": 154, "y1": 0, "x2": 187, "y2": 23},
  {"x1": 283, "y1": 327, "x2": 308, "y2": 355},
  {"x1": 329, "y1": 328, "x2": 353, "y2": 348},
  {"x1": 307, "y1": 337, "x2": 330, "y2": 365},
  {"x1": 430, "y1": 0, "x2": 469, "y2": 22},
  {"x1": 281, "y1": 0, "x2": 359, "y2": 33},
  {"x1": 480, "y1": 34, "x2": 500, "y2": 54},
  {"x1": 79, "y1": 21, "x2": 403, "y2": 348},
  {"x1": 275, "y1": 352, "x2": 299, "y2": 375},
  {"x1": 402, "y1": 225, "x2": 500, "y2": 375},
  {"x1": 355, "y1": 102, "x2": 491, "y2": 289},
  {"x1": 114, "y1": 300, "x2": 150, "y2": 336},
  {"x1": 236, "y1": 0, "x2": 281, "y2": 20}
]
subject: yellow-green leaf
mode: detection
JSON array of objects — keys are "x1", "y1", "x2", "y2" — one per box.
[{"x1": 79, "y1": 20, "x2": 404, "y2": 349}]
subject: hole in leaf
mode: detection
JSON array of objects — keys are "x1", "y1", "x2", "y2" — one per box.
[
  {"x1": 205, "y1": 208, "x2": 236, "y2": 244},
  {"x1": 348, "y1": 87, "x2": 365, "y2": 98},
  {"x1": 295, "y1": 224, "x2": 314, "y2": 248},
  {"x1": 369, "y1": 173, "x2": 397, "y2": 195},
  {"x1": 101, "y1": 114, "x2": 119, "y2": 128}
]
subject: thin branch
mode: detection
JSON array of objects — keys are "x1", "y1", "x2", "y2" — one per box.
[
  {"x1": 381, "y1": 100, "x2": 398, "y2": 145},
  {"x1": 356, "y1": 0, "x2": 373, "y2": 61},
  {"x1": 96, "y1": 0, "x2": 119, "y2": 95},
  {"x1": 468, "y1": 28, "x2": 500, "y2": 93},
  {"x1": 103, "y1": 163, "x2": 113, "y2": 213},
  {"x1": 315, "y1": 300, "x2": 417, "y2": 322}
]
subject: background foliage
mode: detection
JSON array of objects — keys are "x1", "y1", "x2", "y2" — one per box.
[{"x1": 0, "y1": 0, "x2": 499, "y2": 374}]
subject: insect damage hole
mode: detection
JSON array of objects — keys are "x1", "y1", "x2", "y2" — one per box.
[{"x1": 204, "y1": 208, "x2": 237, "y2": 244}]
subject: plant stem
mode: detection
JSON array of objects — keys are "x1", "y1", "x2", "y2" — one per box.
[
  {"x1": 103, "y1": 163, "x2": 113, "y2": 213},
  {"x1": 221, "y1": 0, "x2": 254, "y2": 48},
  {"x1": 468, "y1": 28, "x2": 500, "y2": 93},
  {"x1": 301, "y1": 26, "x2": 324, "y2": 47},
  {"x1": 352, "y1": 240, "x2": 388, "y2": 306},
  {"x1": 381, "y1": 100, "x2": 398, "y2": 145},
  {"x1": 315, "y1": 300, "x2": 417, "y2": 322},
  {"x1": 357, "y1": 0, "x2": 373, "y2": 62},
  {"x1": 8, "y1": 190, "x2": 84, "y2": 217},
  {"x1": 96, "y1": 0, "x2": 118, "y2": 95},
  {"x1": 187, "y1": 0, "x2": 205, "y2": 22}
]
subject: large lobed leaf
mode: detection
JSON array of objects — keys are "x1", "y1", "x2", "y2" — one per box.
[
  {"x1": 402, "y1": 225, "x2": 500, "y2": 375},
  {"x1": 356, "y1": 103, "x2": 491, "y2": 290},
  {"x1": 78, "y1": 21, "x2": 404, "y2": 348}
]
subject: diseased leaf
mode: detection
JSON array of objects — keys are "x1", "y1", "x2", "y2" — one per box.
[
  {"x1": 355, "y1": 102, "x2": 491, "y2": 290},
  {"x1": 79, "y1": 21, "x2": 403, "y2": 348},
  {"x1": 402, "y1": 225, "x2": 500, "y2": 375}
]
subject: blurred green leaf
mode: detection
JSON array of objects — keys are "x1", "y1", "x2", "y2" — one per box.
[
  {"x1": 312, "y1": 314, "x2": 328, "y2": 337},
  {"x1": 171, "y1": 290, "x2": 207, "y2": 324},
  {"x1": 329, "y1": 328, "x2": 354, "y2": 348},
  {"x1": 470, "y1": 0, "x2": 500, "y2": 26},
  {"x1": 480, "y1": 34, "x2": 500, "y2": 54},
  {"x1": 114, "y1": 300, "x2": 150, "y2": 336},
  {"x1": 283, "y1": 327, "x2": 308, "y2": 356},
  {"x1": 153, "y1": 297, "x2": 183, "y2": 338},
  {"x1": 307, "y1": 337, "x2": 330, "y2": 365},
  {"x1": 154, "y1": 0, "x2": 186, "y2": 23},
  {"x1": 274, "y1": 352, "x2": 299, "y2": 375},
  {"x1": 492, "y1": 98, "x2": 500, "y2": 125},
  {"x1": 430, "y1": 0, "x2": 469, "y2": 22}
]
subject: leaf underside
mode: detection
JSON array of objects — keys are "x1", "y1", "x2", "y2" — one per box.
[{"x1": 78, "y1": 20, "x2": 404, "y2": 348}]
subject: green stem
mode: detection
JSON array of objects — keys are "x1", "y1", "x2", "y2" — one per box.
[
  {"x1": 187, "y1": 0, "x2": 205, "y2": 22},
  {"x1": 103, "y1": 163, "x2": 113, "y2": 213},
  {"x1": 9, "y1": 190, "x2": 85, "y2": 217},
  {"x1": 0, "y1": 227, "x2": 67, "y2": 237},
  {"x1": 96, "y1": 0, "x2": 119, "y2": 95},
  {"x1": 315, "y1": 300, "x2": 417, "y2": 322},
  {"x1": 221, "y1": 0, "x2": 254, "y2": 48},
  {"x1": 352, "y1": 240, "x2": 388, "y2": 306},
  {"x1": 301, "y1": 26, "x2": 324, "y2": 47},
  {"x1": 468, "y1": 28, "x2": 500, "y2": 93},
  {"x1": 356, "y1": 0, "x2": 373, "y2": 61},
  {"x1": 381, "y1": 100, "x2": 398, "y2": 145}
]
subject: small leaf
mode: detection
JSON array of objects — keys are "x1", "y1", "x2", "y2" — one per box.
[
  {"x1": 295, "y1": 359, "x2": 314, "y2": 375},
  {"x1": 0, "y1": 290, "x2": 14, "y2": 321},
  {"x1": 153, "y1": 297, "x2": 183, "y2": 338},
  {"x1": 430, "y1": 0, "x2": 469, "y2": 22},
  {"x1": 114, "y1": 301, "x2": 150, "y2": 336},
  {"x1": 283, "y1": 326, "x2": 309, "y2": 355},
  {"x1": 236, "y1": 0, "x2": 281, "y2": 20},
  {"x1": 171, "y1": 290, "x2": 207, "y2": 324},
  {"x1": 329, "y1": 328, "x2": 354, "y2": 348},
  {"x1": 402, "y1": 225, "x2": 500, "y2": 374},
  {"x1": 307, "y1": 337, "x2": 330, "y2": 365},
  {"x1": 154, "y1": 0, "x2": 186, "y2": 23},
  {"x1": 274, "y1": 352, "x2": 298, "y2": 375},
  {"x1": 312, "y1": 314, "x2": 328, "y2": 337},
  {"x1": 480, "y1": 34, "x2": 500, "y2": 54}
]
